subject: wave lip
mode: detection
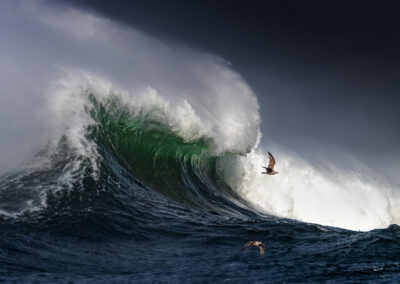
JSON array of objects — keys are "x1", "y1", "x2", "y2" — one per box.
[
  {"x1": 87, "y1": 93, "x2": 254, "y2": 215},
  {"x1": 0, "y1": 89, "x2": 256, "y2": 220}
]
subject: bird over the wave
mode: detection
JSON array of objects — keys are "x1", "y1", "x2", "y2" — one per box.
[
  {"x1": 241, "y1": 241, "x2": 266, "y2": 257},
  {"x1": 262, "y1": 152, "x2": 279, "y2": 175}
]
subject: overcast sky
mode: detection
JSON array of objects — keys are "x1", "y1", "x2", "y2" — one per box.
[{"x1": 60, "y1": 0, "x2": 400, "y2": 183}]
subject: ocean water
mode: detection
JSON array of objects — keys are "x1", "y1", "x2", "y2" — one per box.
[
  {"x1": 2, "y1": 1, "x2": 400, "y2": 282},
  {"x1": 1, "y1": 92, "x2": 400, "y2": 283}
]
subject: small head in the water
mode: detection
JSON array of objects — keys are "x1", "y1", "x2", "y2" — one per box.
[
  {"x1": 241, "y1": 241, "x2": 265, "y2": 257},
  {"x1": 262, "y1": 151, "x2": 279, "y2": 175}
]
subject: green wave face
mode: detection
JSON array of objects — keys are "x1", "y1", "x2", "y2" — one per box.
[{"x1": 87, "y1": 93, "x2": 241, "y2": 211}]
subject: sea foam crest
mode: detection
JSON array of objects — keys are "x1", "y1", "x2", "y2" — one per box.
[
  {"x1": 47, "y1": 70, "x2": 261, "y2": 156},
  {"x1": 218, "y1": 150, "x2": 400, "y2": 231}
]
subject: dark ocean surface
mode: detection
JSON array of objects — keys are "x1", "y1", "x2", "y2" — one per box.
[{"x1": 1, "y1": 93, "x2": 400, "y2": 283}]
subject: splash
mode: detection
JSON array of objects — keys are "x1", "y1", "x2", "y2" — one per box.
[{"x1": 218, "y1": 150, "x2": 400, "y2": 230}]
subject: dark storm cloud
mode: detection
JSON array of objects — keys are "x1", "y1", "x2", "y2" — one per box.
[
  {"x1": 62, "y1": 0, "x2": 400, "y2": 182},
  {"x1": 62, "y1": 1, "x2": 400, "y2": 59}
]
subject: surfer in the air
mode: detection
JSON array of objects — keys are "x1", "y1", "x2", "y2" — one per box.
[{"x1": 261, "y1": 152, "x2": 278, "y2": 175}]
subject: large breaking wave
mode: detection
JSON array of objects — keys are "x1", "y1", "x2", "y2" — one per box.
[
  {"x1": 1, "y1": 0, "x2": 399, "y2": 232},
  {"x1": 1, "y1": 83, "x2": 399, "y2": 231}
]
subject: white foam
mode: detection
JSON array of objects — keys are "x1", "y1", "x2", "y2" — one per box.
[
  {"x1": 45, "y1": 68, "x2": 259, "y2": 154},
  {"x1": 218, "y1": 150, "x2": 400, "y2": 231}
]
